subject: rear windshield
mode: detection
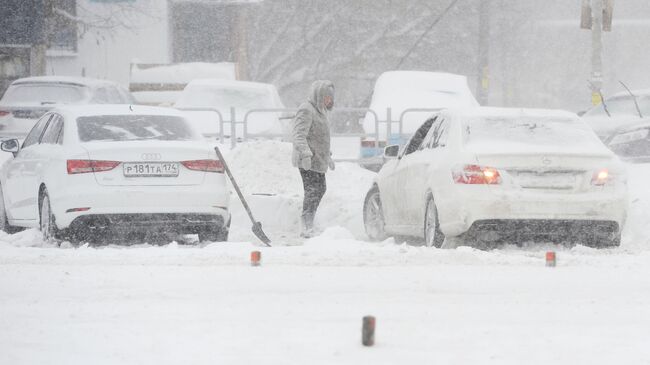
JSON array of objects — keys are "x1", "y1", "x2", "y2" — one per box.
[
  {"x1": 464, "y1": 116, "x2": 600, "y2": 147},
  {"x1": 77, "y1": 115, "x2": 197, "y2": 142},
  {"x1": 1, "y1": 83, "x2": 87, "y2": 104}
]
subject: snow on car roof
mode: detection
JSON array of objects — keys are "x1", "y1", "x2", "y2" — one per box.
[
  {"x1": 130, "y1": 63, "x2": 236, "y2": 84},
  {"x1": 184, "y1": 78, "x2": 277, "y2": 92},
  {"x1": 444, "y1": 106, "x2": 578, "y2": 120},
  {"x1": 11, "y1": 76, "x2": 122, "y2": 88},
  {"x1": 53, "y1": 104, "x2": 183, "y2": 119},
  {"x1": 375, "y1": 71, "x2": 475, "y2": 91}
]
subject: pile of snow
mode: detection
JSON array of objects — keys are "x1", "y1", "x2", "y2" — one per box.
[{"x1": 224, "y1": 140, "x2": 375, "y2": 241}]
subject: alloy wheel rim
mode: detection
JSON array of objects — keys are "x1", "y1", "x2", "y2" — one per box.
[
  {"x1": 425, "y1": 201, "x2": 437, "y2": 247},
  {"x1": 41, "y1": 197, "x2": 51, "y2": 241},
  {"x1": 365, "y1": 193, "x2": 383, "y2": 239}
]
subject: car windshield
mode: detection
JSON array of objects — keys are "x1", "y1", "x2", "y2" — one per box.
[
  {"x1": 464, "y1": 116, "x2": 600, "y2": 148},
  {"x1": 1, "y1": 83, "x2": 87, "y2": 104},
  {"x1": 584, "y1": 95, "x2": 650, "y2": 118},
  {"x1": 77, "y1": 115, "x2": 197, "y2": 142},
  {"x1": 176, "y1": 85, "x2": 274, "y2": 110}
]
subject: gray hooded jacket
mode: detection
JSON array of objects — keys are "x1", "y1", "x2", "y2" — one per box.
[{"x1": 292, "y1": 80, "x2": 334, "y2": 173}]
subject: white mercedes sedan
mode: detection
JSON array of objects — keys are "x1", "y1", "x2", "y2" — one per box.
[
  {"x1": 364, "y1": 107, "x2": 628, "y2": 248},
  {"x1": 0, "y1": 105, "x2": 230, "y2": 243}
]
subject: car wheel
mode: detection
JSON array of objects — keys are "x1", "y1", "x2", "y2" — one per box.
[
  {"x1": 0, "y1": 184, "x2": 24, "y2": 234},
  {"x1": 424, "y1": 195, "x2": 445, "y2": 248},
  {"x1": 363, "y1": 186, "x2": 387, "y2": 241},
  {"x1": 39, "y1": 190, "x2": 59, "y2": 243}
]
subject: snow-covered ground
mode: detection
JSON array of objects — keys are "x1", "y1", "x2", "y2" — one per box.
[{"x1": 2, "y1": 140, "x2": 650, "y2": 364}]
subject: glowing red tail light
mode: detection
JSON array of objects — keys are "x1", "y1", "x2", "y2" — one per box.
[
  {"x1": 181, "y1": 159, "x2": 224, "y2": 173},
  {"x1": 67, "y1": 160, "x2": 120, "y2": 174},
  {"x1": 0, "y1": 110, "x2": 10, "y2": 117},
  {"x1": 591, "y1": 169, "x2": 610, "y2": 186},
  {"x1": 453, "y1": 164, "x2": 502, "y2": 185}
]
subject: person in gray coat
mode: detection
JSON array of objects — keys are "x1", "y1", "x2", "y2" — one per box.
[{"x1": 292, "y1": 80, "x2": 335, "y2": 238}]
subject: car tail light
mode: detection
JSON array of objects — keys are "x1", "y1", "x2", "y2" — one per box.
[
  {"x1": 360, "y1": 140, "x2": 386, "y2": 148},
  {"x1": 0, "y1": 110, "x2": 10, "y2": 117},
  {"x1": 181, "y1": 159, "x2": 224, "y2": 173},
  {"x1": 453, "y1": 165, "x2": 502, "y2": 185},
  {"x1": 67, "y1": 160, "x2": 120, "y2": 174},
  {"x1": 591, "y1": 169, "x2": 610, "y2": 186}
]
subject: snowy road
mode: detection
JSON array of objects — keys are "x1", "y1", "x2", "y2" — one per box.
[
  {"x1": 2, "y1": 141, "x2": 650, "y2": 364},
  {"x1": 2, "y1": 237, "x2": 650, "y2": 364}
]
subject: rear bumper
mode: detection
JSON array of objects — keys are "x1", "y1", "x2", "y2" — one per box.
[
  {"x1": 438, "y1": 186, "x2": 628, "y2": 237},
  {"x1": 466, "y1": 219, "x2": 619, "y2": 240},
  {"x1": 51, "y1": 181, "x2": 230, "y2": 229},
  {"x1": 67, "y1": 212, "x2": 229, "y2": 234}
]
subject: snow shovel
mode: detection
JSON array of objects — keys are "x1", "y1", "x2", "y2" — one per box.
[{"x1": 214, "y1": 146, "x2": 272, "y2": 247}]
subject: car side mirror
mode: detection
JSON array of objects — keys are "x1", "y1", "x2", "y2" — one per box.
[
  {"x1": 1, "y1": 139, "x2": 20, "y2": 156},
  {"x1": 384, "y1": 145, "x2": 400, "y2": 159}
]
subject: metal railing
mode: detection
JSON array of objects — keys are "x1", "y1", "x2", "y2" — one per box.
[{"x1": 174, "y1": 106, "x2": 443, "y2": 164}]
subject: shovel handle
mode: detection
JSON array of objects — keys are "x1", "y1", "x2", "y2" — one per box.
[{"x1": 214, "y1": 146, "x2": 256, "y2": 223}]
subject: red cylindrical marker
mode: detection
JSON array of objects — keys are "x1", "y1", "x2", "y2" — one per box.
[
  {"x1": 362, "y1": 316, "x2": 375, "y2": 346},
  {"x1": 546, "y1": 251, "x2": 556, "y2": 267},
  {"x1": 251, "y1": 251, "x2": 261, "y2": 266}
]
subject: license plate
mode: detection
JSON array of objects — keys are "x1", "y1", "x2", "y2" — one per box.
[
  {"x1": 123, "y1": 162, "x2": 179, "y2": 177},
  {"x1": 516, "y1": 173, "x2": 577, "y2": 189}
]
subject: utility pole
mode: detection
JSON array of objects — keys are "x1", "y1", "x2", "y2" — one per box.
[
  {"x1": 590, "y1": 0, "x2": 603, "y2": 106},
  {"x1": 582, "y1": 0, "x2": 614, "y2": 105},
  {"x1": 235, "y1": 5, "x2": 249, "y2": 81},
  {"x1": 477, "y1": 0, "x2": 490, "y2": 105},
  {"x1": 30, "y1": 0, "x2": 49, "y2": 76}
]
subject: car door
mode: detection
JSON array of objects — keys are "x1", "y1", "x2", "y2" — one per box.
[
  {"x1": 36, "y1": 114, "x2": 65, "y2": 217},
  {"x1": 5, "y1": 114, "x2": 53, "y2": 220},
  {"x1": 383, "y1": 118, "x2": 436, "y2": 230},
  {"x1": 399, "y1": 118, "x2": 439, "y2": 231},
  {"x1": 405, "y1": 118, "x2": 452, "y2": 231}
]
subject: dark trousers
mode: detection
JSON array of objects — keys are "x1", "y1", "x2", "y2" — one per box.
[{"x1": 299, "y1": 168, "x2": 326, "y2": 228}]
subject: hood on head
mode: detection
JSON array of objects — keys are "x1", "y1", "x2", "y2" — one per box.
[{"x1": 308, "y1": 80, "x2": 334, "y2": 114}]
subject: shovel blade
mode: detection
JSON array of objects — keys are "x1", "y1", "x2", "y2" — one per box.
[{"x1": 252, "y1": 221, "x2": 272, "y2": 246}]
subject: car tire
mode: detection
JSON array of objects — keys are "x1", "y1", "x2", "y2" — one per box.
[
  {"x1": 424, "y1": 195, "x2": 445, "y2": 248},
  {"x1": 39, "y1": 189, "x2": 60, "y2": 243},
  {"x1": 0, "y1": 184, "x2": 24, "y2": 234},
  {"x1": 363, "y1": 186, "x2": 387, "y2": 241}
]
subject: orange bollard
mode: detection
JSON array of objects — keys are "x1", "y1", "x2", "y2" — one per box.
[
  {"x1": 251, "y1": 251, "x2": 261, "y2": 266},
  {"x1": 546, "y1": 251, "x2": 556, "y2": 267}
]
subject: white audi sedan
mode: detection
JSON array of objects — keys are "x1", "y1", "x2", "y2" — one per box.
[
  {"x1": 364, "y1": 107, "x2": 628, "y2": 248},
  {"x1": 0, "y1": 105, "x2": 230, "y2": 243}
]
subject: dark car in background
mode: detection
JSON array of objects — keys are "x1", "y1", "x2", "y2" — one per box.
[{"x1": 0, "y1": 76, "x2": 135, "y2": 138}]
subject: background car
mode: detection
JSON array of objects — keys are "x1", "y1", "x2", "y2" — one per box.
[
  {"x1": 605, "y1": 121, "x2": 650, "y2": 163},
  {"x1": 359, "y1": 71, "x2": 479, "y2": 170},
  {"x1": 174, "y1": 78, "x2": 288, "y2": 140},
  {"x1": 581, "y1": 88, "x2": 650, "y2": 140},
  {"x1": 0, "y1": 105, "x2": 230, "y2": 243},
  {"x1": 128, "y1": 62, "x2": 237, "y2": 106},
  {"x1": 0, "y1": 76, "x2": 136, "y2": 138},
  {"x1": 364, "y1": 107, "x2": 628, "y2": 248}
]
